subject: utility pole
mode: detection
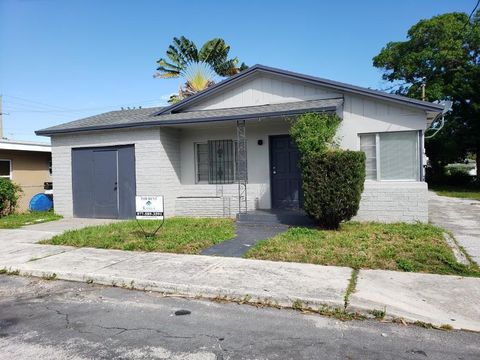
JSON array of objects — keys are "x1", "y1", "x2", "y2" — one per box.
[{"x1": 421, "y1": 78, "x2": 426, "y2": 101}]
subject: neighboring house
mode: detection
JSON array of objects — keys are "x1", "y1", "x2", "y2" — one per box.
[
  {"x1": 0, "y1": 139, "x2": 51, "y2": 212},
  {"x1": 36, "y1": 65, "x2": 443, "y2": 222}
]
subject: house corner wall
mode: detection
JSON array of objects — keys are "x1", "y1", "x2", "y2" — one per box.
[
  {"x1": 51, "y1": 136, "x2": 74, "y2": 217},
  {"x1": 157, "y1": 127, "x2": 181, "y2": 217},
  {"x1": 354, "y1": 181, "x2": 429, "y2": 223}
]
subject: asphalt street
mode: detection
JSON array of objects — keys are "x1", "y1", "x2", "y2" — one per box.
[{"x1": 0, "y1": 275, "x2": 478, "y2": 359}]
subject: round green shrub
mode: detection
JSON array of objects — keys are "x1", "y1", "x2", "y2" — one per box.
[
  {"x1": 0, "y1": 178, "x2": 23, "y2": 216},
  {"x1": 289, "y1": 112, "x2": 341, "y2": 157},
  {"x1": 445, "y1": 166, "x2": 473, "y2": 186},
  {"x1": 301, "y1": 150, "x2": 366, "y2": 229},
  {"x1": 290, "y1": 112, "x2": 365, "y2": 229}
]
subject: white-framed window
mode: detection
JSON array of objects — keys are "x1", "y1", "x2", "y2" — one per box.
[
  {"x1": 0, "y1": 159, "x2": 12, "y2": 179},
  {"x1": 359, "y1": 131, "x2": 420, "y2": 181},
  {"x1": 195, "y1": 140, "x2": 238, "y2": 184}
]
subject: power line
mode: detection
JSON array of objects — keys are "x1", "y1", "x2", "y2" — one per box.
[
  {"x1": 4, "y1": 99, "x2": 71, "y2": 112},
  {"x1": 467, "y1": 0, "x2": 480, "y2": 22},
  {"x1": 2, "y1": 95, "x2": 165, "y2": 114},
  {"x1": 3, "y1": 94, "x2": 71, "y2": 111}
]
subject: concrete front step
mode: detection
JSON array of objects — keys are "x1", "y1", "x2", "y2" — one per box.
[{"x1": 237, "y1": 210, "x2": 316, "y2": 226}]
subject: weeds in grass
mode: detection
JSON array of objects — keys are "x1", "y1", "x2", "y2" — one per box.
[
  {"x1": 440, "y1": 324, "x2": 454, "y2": 331},
  {"x1": 344, "y1": 269, "x2": 359, "y2": 308},
  {"x1": 246, "y1": 222, "x2": 480, "y2": 277},
  {"x1": 292, "y1": 299, "x2": 305, "y2": 311},
  {"x1": 0, "y1": 211, "x2": 62, "y2": 229},
  {"x1": 41, "y1": 273, "x2": 57, "y2": 281},
  {"x1": 317, "y1": 305, "x2": 366, "y2": 321},
  {"x1": 369, "y1": 307, "x2": 386, "y2": 320},
  {"x1": 42, "y1": 218, "x2": 235, "y2": 255},
  {"x1": 0, "y1": 268, "x2": 19, "y2": 275}
]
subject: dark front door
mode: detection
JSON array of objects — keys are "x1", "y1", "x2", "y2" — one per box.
[
  {"x1": 270, "y1": 135, "x2": 303, "y2": 209},
  {"x1": 92, "y1": 150, "x2": 119, "y2": 218},
  {"x1": 72, "y1": 145, "x2": 136, "y2": 219}
]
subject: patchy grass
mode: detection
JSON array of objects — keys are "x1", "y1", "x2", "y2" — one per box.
[
  {"x1": 41, "y1": 217, "x2": 235, "y2": 254},
  {"x1": 0, "y1": 211, "x2": 62, "y2": 229},
  {"x1": 344, "y1": 269, "x2": 359, "y2": 308},
  {"x1": 431, "y1": 185, "x2": 480, "y2": 201},
  {"x1": 245, "y1": 222, "x2": 480, "y2": 277}
]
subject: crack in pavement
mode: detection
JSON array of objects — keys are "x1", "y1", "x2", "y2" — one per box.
[
  {"x1": 44, "y1": 305, "x2": 70, "y2": 329},
  {"x1": 27, "y1": 249, "x2": 72, "y2": 262},
  {"x1": 42, "y1": 304, "x2": 227, "y2": 344},
  {"x1": 91, "y1": 324, "x2": 197, "y2": 338}
]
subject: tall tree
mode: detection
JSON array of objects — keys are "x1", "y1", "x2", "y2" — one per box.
[
  {"x1": 154, "y1": 36, "x2": 247, "y2": 102},
  {"x1": 372, "y1": 11, "x2": 480, "y2": 176}
]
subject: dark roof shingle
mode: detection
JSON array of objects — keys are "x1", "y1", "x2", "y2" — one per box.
[{"x1": 36, "y1": 98, "x2": 342, "y2": 135}]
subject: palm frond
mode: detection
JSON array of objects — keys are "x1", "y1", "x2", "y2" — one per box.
[
  {"x1": 156, "y1": 58, "x2": 182, "y2": 72},
  {"x1": 199, "y1": 38, "x2": 229, "y2": 65},
  {"x1": 166, "y1": 45, "x2": 188, "y2": 68},
  {"x1": 155, "y1": 36, "x2": 247, "y2": 98},
  {"x1": 214, "y1": 58, "x2": 240, "y2": 76},
  {"x1": 181, "y1": 61, "x2": 217, "y2": 92},
  {"x1": 173, "y1": 36, "x2": 199, "y2": 62}
]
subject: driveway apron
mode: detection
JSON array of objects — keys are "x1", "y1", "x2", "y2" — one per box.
[{"x1": 429, "y1": 192, "x2": 480, "y2": 264}]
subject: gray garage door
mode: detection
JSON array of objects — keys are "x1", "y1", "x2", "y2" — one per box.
[{"x1": 72, "y1": 145, "x2": 136, "y2": 219}]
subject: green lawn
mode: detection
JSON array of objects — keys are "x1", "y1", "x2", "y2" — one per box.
[
  {"x1": 41, "y1": 217, "x2": 235, "y2": 254},
  {"x1": 430, "y1": 185, "x2": 480, "y2": 201},
  {"x1": 0, "y1": 211, "x2": 62, "y2": 229},
  {"x1": 245, "y1": 222, "x2": 480, "y2": 277}
]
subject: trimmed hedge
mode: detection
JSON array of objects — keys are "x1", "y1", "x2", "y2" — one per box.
[
  {"x1": 301, "y1": 150, "x2": 366, "y2": 229},
  {"x1": 0, "y1": 178, "x2": 22, "y2": 216}
]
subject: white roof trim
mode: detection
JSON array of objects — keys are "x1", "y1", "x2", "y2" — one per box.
[{"x1": 0, "y1": 142, "x2": 51, "y2": 153}]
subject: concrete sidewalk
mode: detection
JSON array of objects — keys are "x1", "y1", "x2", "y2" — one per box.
[{"x1": 1, "y1": 220, "x2": 480, "y2": 331}]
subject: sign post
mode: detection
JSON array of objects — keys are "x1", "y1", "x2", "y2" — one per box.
[{"x1": 135, "y1": 195, "x2": 165, "y2": 238}]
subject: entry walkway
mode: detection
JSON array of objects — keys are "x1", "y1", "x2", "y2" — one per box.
[
  {"x1": 200, "y1": 223, "x2": 288, "y2": 257},
  {"x1": 429, "y1": 192, "x2": 480, "y2": 264}
]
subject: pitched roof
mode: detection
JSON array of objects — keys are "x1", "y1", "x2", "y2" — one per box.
[
  {"x1": 36, "y1": 64, "x2": 444, "y2": 136},
  {"x1": 156, "y1": 64, "x2": 444, "y2": 114},
  {"x1": 36, "y1": 98, "x2": 342, "y2": 136}
]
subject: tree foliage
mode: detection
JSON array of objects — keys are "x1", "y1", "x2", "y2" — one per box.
[
  {"x1": 155, "y1": 36, "x2": 248, "y2": 102},
  {"x1": 289, "y1": 112, "x2": 341, "y2": 157},
  {"x1": 373, "y1": 11, "x2": 480, "y2": 177}
]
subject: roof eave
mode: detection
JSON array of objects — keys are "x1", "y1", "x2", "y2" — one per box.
[{"x1": 35, "y1": 105, "x2": 338, "y2": 136}]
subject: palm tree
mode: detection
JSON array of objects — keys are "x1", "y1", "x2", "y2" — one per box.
[{"x1": 154, "y1": 36, "x2": 247, "y2": 102}]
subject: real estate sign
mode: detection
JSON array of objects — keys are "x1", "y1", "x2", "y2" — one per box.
[{"x1": 135, "y1": 196, "x2": 164, "y2": 220}]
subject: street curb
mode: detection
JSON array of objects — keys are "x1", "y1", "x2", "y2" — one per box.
[{"x1": 11, "y1": 266, "x2": 346, "y2": 311}]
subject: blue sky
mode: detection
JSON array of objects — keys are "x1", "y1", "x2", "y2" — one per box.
[{"x1": 0, "y1": 0, "x2": 475, "y2": 141}]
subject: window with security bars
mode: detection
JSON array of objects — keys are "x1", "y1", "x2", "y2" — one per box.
[
  {"x1": 195, "y1": 140, "x2": 238, "y2": 184},
  {"x1": 359, "y1": 131, "x2": 420, "y2": 181}
]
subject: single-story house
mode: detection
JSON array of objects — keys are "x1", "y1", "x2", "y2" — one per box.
[
  {"x1": 0, "y1": 139, "x2": 52, "y2": 212},
  {"x1": 36, "y1": 65, "x2": 443, "y2": 222}
]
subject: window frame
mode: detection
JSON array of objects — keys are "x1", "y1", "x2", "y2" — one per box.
[
  {"x1": 359, "y1": 130, "x2": 422, "y2": 182},
  {"x1": 194, "y1": 142, "x2": 209, "y2": 184},
  {"x1": 194, "y1": 140, "x2": 239, "y2": 184},
  {"x1": 0, "y1": 159, "x2": 12, "y2": 180}
]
